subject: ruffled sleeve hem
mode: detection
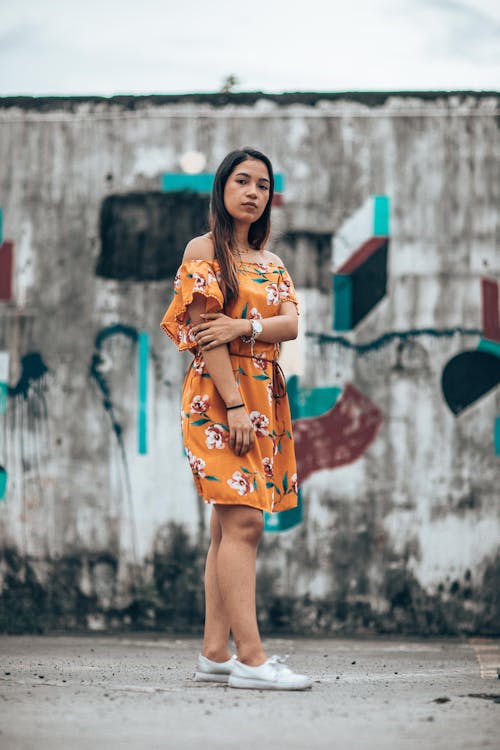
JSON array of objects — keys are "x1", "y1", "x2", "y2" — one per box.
[
  {"x1": 160, "y1": 259, "x2": 224, "y2": 352},
  {"x1": 277, "y1": 267, "x2": 300, "y2": 314}
]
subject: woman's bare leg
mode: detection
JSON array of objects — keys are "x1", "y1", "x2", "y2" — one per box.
[
  {"x1": 201, "y1": 507, "x2": 232, "y2": 661},
  {"x1": 214, "y1": 504, "x2": 267, "y2": 666}
]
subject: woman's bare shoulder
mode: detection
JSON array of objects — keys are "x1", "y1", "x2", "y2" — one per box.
[
  {"x1": 182, "y1": 233, "x2": 215, "y2": 262},
  {"x1": 264, "y1": 250, "x2": 285, "y2": 266}
]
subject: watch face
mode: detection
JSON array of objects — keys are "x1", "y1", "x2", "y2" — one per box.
[{"x1": 252, "y1": 319, "x2": 263, "y2": 334}]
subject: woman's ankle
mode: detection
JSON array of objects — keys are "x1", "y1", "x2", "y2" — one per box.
[
  {"x1": 201, "y1": 645, "x2": 232, "y2": 662},
  {"x1": 237, "y1": 649, "x2": 267, "y2": 666}
]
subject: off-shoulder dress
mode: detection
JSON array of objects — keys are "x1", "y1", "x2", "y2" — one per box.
[{"x1": 160, "y1": 258, "x2": 299, "y2": 514}]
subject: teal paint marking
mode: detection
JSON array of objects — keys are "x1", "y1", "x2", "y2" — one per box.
[
  {"x1": 264, "y1": 376, "x2": 342, "y2": 533},
  {"x1": 274, "y1": 174, "x2": 284, "y2": 192},
  {"x1": 295, "y1": 385, "x2": 342, "y2": 416},
  {"x1": 495, "y1": 417, "x2": 500, "y2": 456},
  {"x1": 373, "y1": 195, "x2": 390, "y2": 236},
  {"x1": 161, "y1": 173, "x2": 284, "y2": 194},
  {"x1": 161, "y1": 173, "x2": 214, "y2": 193},
  {"x1": 477, "y1": 337, "x2": 500, "y2": 359},
  {"x1": 137, "y1": 332, "x2": 149, "y2": 454},
  {"x1": 0, "y1": 466, "x2": 6, "y2": 501},
  {"x1": 333, "y1": 274, "x2": 352, "y2": 331}
]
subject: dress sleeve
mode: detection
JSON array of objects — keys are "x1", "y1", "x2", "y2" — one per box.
[
  {"x1": 277, "y1": 267, "x2": 300, "y2": 314},
  {"x1": 160, "y1": 259, "x2": 224, "y2": 351}
]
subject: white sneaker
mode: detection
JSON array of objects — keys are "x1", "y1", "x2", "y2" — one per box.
[
  {"x1": 228, "y1": 655, "x2": 312, "y2": 690},
  {"x1": 194, "y1": 653, "x2": 235, "y2": 683}
]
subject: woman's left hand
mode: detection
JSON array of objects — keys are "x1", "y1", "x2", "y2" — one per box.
[{"x1": 191, "y1": 313, "x2": 244, "y2": 350}]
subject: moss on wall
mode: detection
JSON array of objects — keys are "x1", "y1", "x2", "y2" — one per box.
[{"x1": 1, "y1": 526, "x2": 498, "y2": 636}]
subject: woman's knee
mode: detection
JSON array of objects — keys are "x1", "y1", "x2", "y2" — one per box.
[{"x1": 216, "y1": 505, "x2": 264, "y2": 546}]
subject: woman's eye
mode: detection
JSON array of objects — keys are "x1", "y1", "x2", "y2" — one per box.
[{"x1": 259, "y1": 185, "x2": 269, "y2": 191}]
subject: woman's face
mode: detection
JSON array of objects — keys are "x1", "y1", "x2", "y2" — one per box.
[{"x1": 223, "y1": 158, "x2": 270, "y2": 223}]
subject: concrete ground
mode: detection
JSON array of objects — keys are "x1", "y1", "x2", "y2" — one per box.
[{"x1": 0, "y1": 634, "x2": 498, "y2": 750}]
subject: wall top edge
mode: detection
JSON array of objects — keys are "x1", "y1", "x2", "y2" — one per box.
[{"x1": 0, "y1": 90, "x2": 499, "y2": 113}]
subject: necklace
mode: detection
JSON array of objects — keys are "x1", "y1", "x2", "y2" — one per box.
[{"x1": 234, "y1": 242, "x2": 265, "y2": 262}]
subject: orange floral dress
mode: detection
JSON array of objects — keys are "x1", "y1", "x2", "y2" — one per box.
[{"x1": 160, "y1": 258, "x2": 299, "y2": 513}]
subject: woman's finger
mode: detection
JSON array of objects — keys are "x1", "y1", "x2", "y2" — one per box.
[
  {"x1": 234, "y1": 429, "x2": 243, "y2": 456},
  {"x1": 241, "y1": 432, "x2": 250, "y2": 455}
]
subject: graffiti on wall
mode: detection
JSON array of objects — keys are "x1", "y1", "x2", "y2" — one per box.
[
  {"x1": 293, "y1": 383, "x2": 383, "y2": 483},
  {"x1": 96, "y1": 192, "x2": 211, "y2": 280},
  {"x1": 332, "y1": 195, "x2": 389, "y2": 331},
  {"x1": 0, "y1": 208, "x2": 15, "y2": 302},
  {"x1": 89, "y1": 323, "x2": 151, "y2": 455},
  {"x1": 441, "y1": 276, "x2": 500, "y2": 455},
  {"x1": 1, "y1": 352, "x2": 50, "y2": 528}
]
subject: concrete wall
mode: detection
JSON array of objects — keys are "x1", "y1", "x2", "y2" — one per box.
[{"x1": 0, "y1": 91, "x2": 498, "y2": 634}]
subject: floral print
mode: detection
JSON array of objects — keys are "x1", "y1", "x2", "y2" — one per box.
[
  {"x1": 263, "y1": 457, "x2": 274, "y2": 478},
  {"x1": 160, "y1": 258, "x2": 299, "y2": 513},
  {"x1": 252, "y1": 353, "x2": 267, "y2": 370},
  {"x1": 191, "y1": 394, "x2": 210, "y2": 413},
  {"x1": 193, "y1": 272, "x2": 208, "y2": 291},
  {"x1": 227, "y1": 470, "x2": 255, "y2": 496},
  {"x1": 266, "y1": 381, "x2": 274, "y2": 405},
  {"x1": 279, "y1": 278, "x2": 291, "y2": 301},
  {"x1": 192, "y1": 355, "x2": 205, "y2": 374},
  {"x1": 186, "y1": 448, "x2": 206, "y2": 477},
  {"x1": 265, "y1": 283, "x2": 280, "y2": 306},
  {"x1": 205, "y1": 423, "x2": 228, "y2": 450},
  {"x1": 250, "y1": 410, "x2": 270, "y2": 437}
]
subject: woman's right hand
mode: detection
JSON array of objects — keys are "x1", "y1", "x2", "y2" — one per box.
[{"x1": 227, "y1": 406, "x2": 255, "y2": 456}]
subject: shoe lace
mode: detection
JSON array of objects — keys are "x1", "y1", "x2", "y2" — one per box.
[{"x1": 268, "y1": 654, "x2": 290, "y2": 672}]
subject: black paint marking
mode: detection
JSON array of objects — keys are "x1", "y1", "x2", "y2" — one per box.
[
  {"x1": 466, "y1": 693, "x2": 500, "y2": 703},
  {"x1": 96, "y1": 192, "x2": 210, "y2": 280},
  {"x1": 90, "y1": 324, "x2": 138, "y2": 438},
  {"x1": 441, "y1": 350, "x2": 500, "y2": 415},
  {"x1": 8, "y1": 352, "x2": 49, "y2": 399},
  {"x1": 7, "y1": 353, "x2": 50, "y2": 552},
  {"x1": 88, "y1": 324, "x2": 149, "y2": 574},
  {"x1": 307, "y1": 327, "x2": 482, "y2": 353}
]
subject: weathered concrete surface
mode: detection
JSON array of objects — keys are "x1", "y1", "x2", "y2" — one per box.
[
  {"x1": 0, "y1": 634, "x2": 499, "y2": 750},
  {"x1": 0, "y1": 91, "x2": 499, "y2": 634}
]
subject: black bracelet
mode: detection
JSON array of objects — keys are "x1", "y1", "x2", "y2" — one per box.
[{"x1": 226, "y1": 403, "x2": 245, "y2": 411}]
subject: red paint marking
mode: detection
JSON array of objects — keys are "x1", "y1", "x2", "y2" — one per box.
[
  {"x1": 293, "y1": 383, "x2": 383, "y2": 483},
  {"x1": 271, "y1": 194, "x2": 284, "y2": 207},
  {"x1": 0, "y1": 241, "x2": 14, "y2": 301},
  {"x1": 336, "y1": 236, "x2": 388, "y2": 274},
  {"x1": 481, "y1": 277, "x2": 500, "y2": 343}
]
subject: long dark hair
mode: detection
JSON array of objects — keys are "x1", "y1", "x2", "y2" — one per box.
[{"x1": 209, "y1": 147, "x2": 274, "y2": 304}]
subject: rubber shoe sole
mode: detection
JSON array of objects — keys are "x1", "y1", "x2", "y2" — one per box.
[
  {"x1": 228, "y1": 674, "x2": 312, "y2": 690},
  {"x1": 194, "y1": 671, "x2": 230, "y2": 683}
]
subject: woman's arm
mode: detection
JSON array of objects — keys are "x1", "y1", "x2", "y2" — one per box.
[
  {"x1": 192, "y1": 302, "x2": 298, "y2": 350},
  {"x1": 186, "y1": 294, "x2": 255, "y2": 457}
]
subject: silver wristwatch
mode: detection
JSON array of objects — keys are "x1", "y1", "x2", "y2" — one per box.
[{"x1": 241, "y1": 318, "x2": 263, "y2": 343}]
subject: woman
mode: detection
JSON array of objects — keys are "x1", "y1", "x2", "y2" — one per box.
[{"x1": 161, "y1": 147, "x2": 312, "y2": 690}]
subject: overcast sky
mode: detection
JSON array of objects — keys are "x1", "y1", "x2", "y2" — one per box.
[{"x1": 1, "y1": 0, "x2": 499, "y2": 96}]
